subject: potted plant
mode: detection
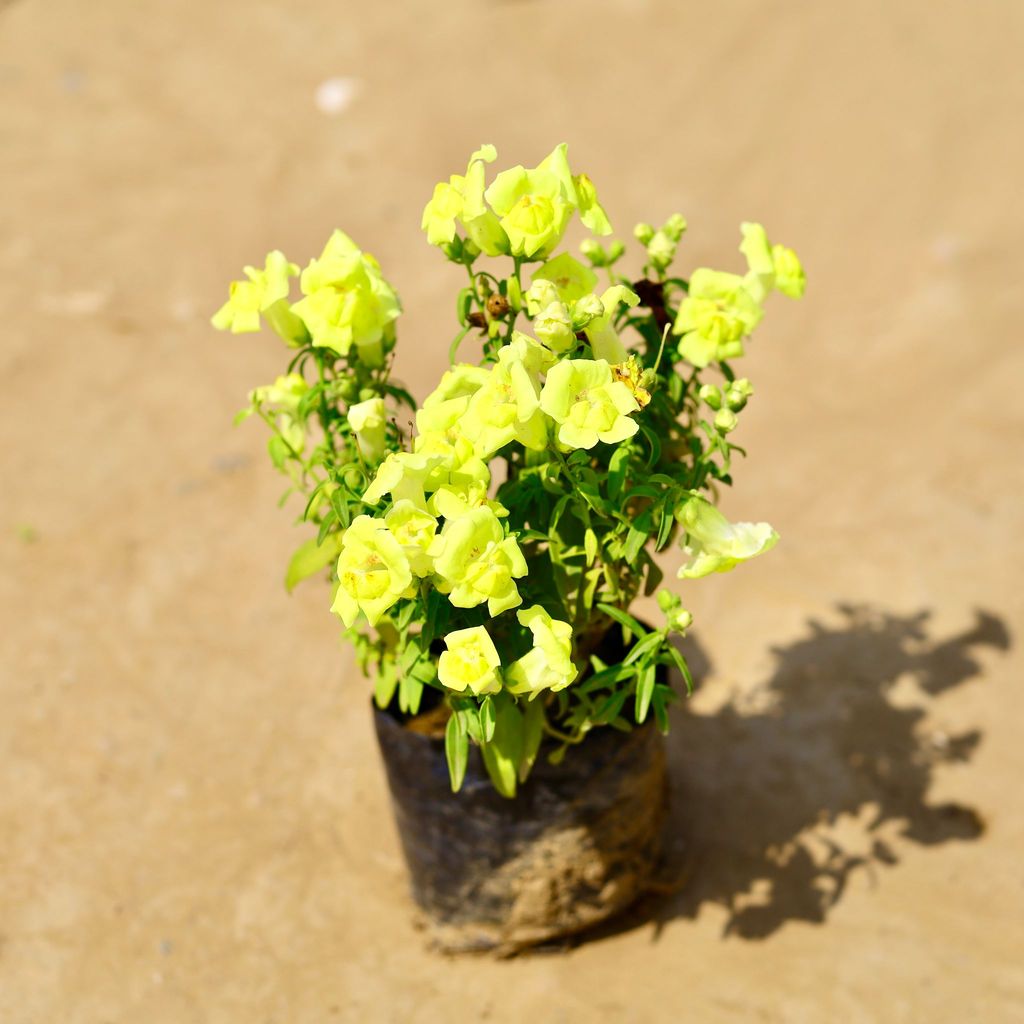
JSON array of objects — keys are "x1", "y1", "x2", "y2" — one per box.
[{"x1": 212, "y1": 143, "x2": 804, "y2": 953}]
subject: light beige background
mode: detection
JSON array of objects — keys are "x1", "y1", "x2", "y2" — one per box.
[{"x1": 2, "y1": 0, "x2": 1022, "y2": 1020}]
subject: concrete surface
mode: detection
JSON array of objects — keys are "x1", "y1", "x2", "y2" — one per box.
[{"x1": 2, "y1": 0, "x2": 1022, "y2": 1020}]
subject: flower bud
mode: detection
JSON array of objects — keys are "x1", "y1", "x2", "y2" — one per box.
[
  {"x1": 579, "y1": 238, "x2": 605, "y2": 266},
  {"x1": 336, "y1": 376, "x2": 360, "y2": 402},
  {"x1": 699, "y1": 384, "x2": 722, "y2": 410},
  {"x1": 725, "y1": 377, "x2": 754, "y2": 411},
  {"x1": 534, "y1": 301, "x2": 575, "y2": 353},
  {"x1": 506, "y1": 274, "x2": 523, "y2": 312},
  {"x1": 663, "y1": 213, "x2": 688, "y2": 242},
  {"x1": 571, "y1": 292, "x2": 605, "y2": 330},
  {"x1": 657, "y1": 589, "x2": 693, "y2": 633},
  {"x1": 606, "y1": 240, "x2": 626, "y2": 264},
  {"x1": 714, "y1": 408, "x2": 738, "y2": 434},
  {"x1": 646, "y1": 230, "x2": 676, "y2": 271},
  {"x1": 441, "y1": 237, "x2": 464, "y2": 263},
  {"x1": 633, "y1": 222, "x2": 655, "y2": 245}
]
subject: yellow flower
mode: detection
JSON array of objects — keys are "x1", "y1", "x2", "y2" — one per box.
[
  {"x1": 539, "y1": 358, "x2": 641, "y2": 450},
  {"x1": 584, "y1": 285, "x2": 639, "y2": 363},
  {"x1": 673, "y1": 269, "x2": 763, "y2": 368},
  {"x1": 362, "y1": 450, "x2": 446, "y2": 508},
  {"x1": 676, "y1": 497, "x2": 778, "y2": 579},
  {"x1": 347, "y1": 396, "x2": 387, "y2": 463},
  {"x1": 438, "y1": 626, "x2": 502, "y2": 696},
  {"x1": 530, "y1": 253, "x2": 599, "y2": 305},
  {"x1": 292, "y1": 231, "x2": 401, "y2": 366},
  {"x1": 460, "y1": 343, "x2": 548, "y2": 457},
  {"x1": 432, "y1": 507, "x2": 528, "y2": 616},
  {"x1": 212, "y1": 251, "x2": 306, "y2": 345},
  {"x1": 740, "y1": 221, "x2": 806, "y2": 300},
  {"x1": 421, "y1": 145, "x2": 508, "y2": 256},
  {"x1": 484, "y1": 144, "x2": 583, "y2": 259},
  {"x1": 384, "y1": 499, "x2": 437, "y2": 577},
  {"x1": 506, "y1": 606, "x2": 577, "y2": 699},
  {"x1": 331, "y1": 515, "x2": 413, "y2": 627}
]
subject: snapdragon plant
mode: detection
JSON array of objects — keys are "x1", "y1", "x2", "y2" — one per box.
[{"x1": 213, "y1": 143, "x2": 804, "y2": 797}]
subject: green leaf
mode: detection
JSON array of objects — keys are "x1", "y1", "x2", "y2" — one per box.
[
  {"x1": 638, "y1": 423, "x2": 662, "y2": 467},
  {"x1": 480, "y1": 696, "x2": 497, "y2": 742},
  {"x1": 655, "y1": 501, "x2": 676, "y2": 552},
  {"x1": 316, "y1": 510, "x2": 337, "y2": 545},
  {"x1": 623, "y1": 630, "x2": 665, "y2": 667},
  {"x1": 463, "y1": 706, "x2": 483, "y2": 744},
  {"x1": 398, "y1": 672, "x2": 424, "y2": 715},
  {"x1": 549, "y1": 493, "x2": 572, "y2": 533},
  {"x1": 624, "y1": 526, "x2": 647, "y2": 565},
  {"x1": 268, "y1": 435, "x2": 289, "y2": 469},
  {"x1": 284, "y1": 534, "x2": 343, "y2": 593},
  {"x1": 584, "y1": 528, "x2": 599, "y2": 566},
  {"x1": 635, "y1": 664, "x2": 656, "y2": 723},
  {"x1": 597, "y1": 602, "x2": 648, "y2": 639},
  {"x1": 394, "y1": 600, "x2": 416, "y2": 632},
  {"x1": 651, "y1": 691, "x2": 670, "y2": 734},
  {"x1": 373, "y1": 664, "x2": 398, "y2": 710},
  {"x1": 593, "y1": 688, "x2": 630, "y2": 725},
  {"x1": 445, "y1": 712, "x2": 469, "y2": 793},
  {"x1": 608, "y1": 446, "x2": 630, "y2": 500},
  {"x1": 519, "y1": 699, "x2": 544, "y2": 783},
  {"x1": 479, "y1": 696, "x2": 523, "y2": 798},
  {"x1": 667, "y1": 643, "x2": 695, "y2": 694},
  {"x1": 456, "y1": 287, "x2": 473, "y2": 327}
]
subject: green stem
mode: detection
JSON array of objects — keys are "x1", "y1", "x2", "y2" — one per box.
[
  {"x1": 448, "y1": 325, "x2": 471, "y2": 365},
  {"x1": 542, "y1": 722, "x2": 587, "y2": 745}
]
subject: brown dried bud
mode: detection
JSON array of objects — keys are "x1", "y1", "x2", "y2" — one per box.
[
  {"x1": 486, "y1": 293, "x2": 510, "y2": 318},
  {"x1": 467, "y1": 311, "x2": 487, "y2": 330}
]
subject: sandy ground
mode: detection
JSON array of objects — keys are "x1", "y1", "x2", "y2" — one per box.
[{"x1": 2, "y1": 0, "x2": 1023, "y2": 1020}]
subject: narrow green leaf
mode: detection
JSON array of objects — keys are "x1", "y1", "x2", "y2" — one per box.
[
  {"x1": 593, "y1": 688, "x2": 629, "y2": 724},
  {"x1": 373, "y1": 666, "x2": 398, "y2": 710},
  {"x1": 635, "y1": 664, "x2": 656, "y2": 723},
  {"x1": 480, "y1": 696, "x2": 496, "y2": 742},
  {"x1": 655, "y1": 501, "x2": 676, "y2": 551},
  {"x1": 623, "y1": 630, "x2": 665, "y2": 667},
  {"x1": 398, "y1": 672, "x2": 424, "y2": 715},
  {"x1": 652, "y1": 690, "x2": 671, "y2": 734},
  {"x1": 584, "y1": 528, "x2": 599, "y2": 566},
  {"x1": 519, "y1": 699, "x2": 544, "y2": 783},
  {"x1": 624, "y1": 526, "x2": 647, "y2": 565},
  {"x1": 597, "y1": 602, "x2": 648, "y2": 639},
  {"x1": 667, "y1": 643, "x2": 695, "y2": 694},
  {"x1": 608, "y1": 446, "x2": 630, "y2": 500},
  {"x1": 445, "y1": 713, "x2": 469, "y2": 792},
  {"x1": 479, "y1": 697, "x2": 523, "y2": 798},
  {"x1": 284, "y1": 534, "x2": 343, "y2": 593},
  {"x1": 267, "y1": 435, "x2": 289, "y2": 469}
]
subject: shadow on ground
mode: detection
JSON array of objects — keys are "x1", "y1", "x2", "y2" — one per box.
[{"x1": 594, "y1": 604, "x2": 1010, "y2": 944}]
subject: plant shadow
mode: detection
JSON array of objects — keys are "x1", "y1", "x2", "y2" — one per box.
[{"x1": 588, "y1": 604, "x2": 1010, "y2": 944}]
